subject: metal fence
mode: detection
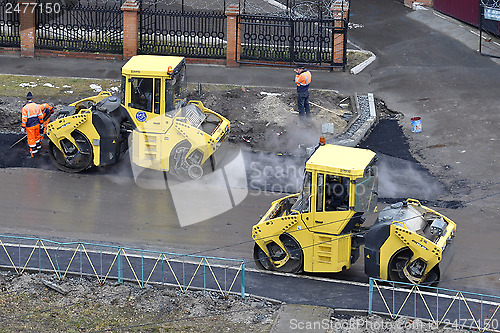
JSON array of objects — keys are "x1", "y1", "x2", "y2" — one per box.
[
  {"x1": 479, "y1": 1, "x2": 500, "y2": 58},
  {"x1": 238, "y1": 13, "x2": 347, "y2": 69},
  {"x1": 0, "y1": 0, "x2": 20, "y2": 47},
  {"x1": 239, "y1": 0, "x2": 343, "y2": 17},
  {"x1": 1, "y1": 0, "x2": 348, "y2": 68},
  {"x1": 0, "y1": 234, "x2": 246, "y2": 298},
  {"x1": 35, "y1": 2, "x2": 123, "y2": 54},
  {"x1": 139, "y1": 7, "x2": 226, "y2": 58},
  {"x1": 369, "y1": 278, "x2": 500, "y2": 332}
]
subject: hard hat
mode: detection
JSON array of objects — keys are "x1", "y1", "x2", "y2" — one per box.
[{"x1": 26, "y1": 92, "x2": 33, "y2": 100}]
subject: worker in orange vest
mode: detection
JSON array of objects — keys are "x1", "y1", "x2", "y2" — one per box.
[
  {"x1": 294, "y1": 66, "x2": 312, "y2": 119},
  {"x1": 39, "y1": 102, "x2": 54, "y2": 140},
  {"x1": 21, "y1": 92, "x2": 44, "y2": 157}
]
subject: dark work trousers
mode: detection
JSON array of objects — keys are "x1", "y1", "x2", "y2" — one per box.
[{"x1": 297, "y1": 90, "x2": 310, "y2": 118}]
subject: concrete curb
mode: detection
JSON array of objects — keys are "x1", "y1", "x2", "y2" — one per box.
[
  {"x1": 271, "y1": 304, "x2": 333, "y2": 333},
  {"x1": 334, "y1": 92, "x2": 378, "y2": 147},
  {"x1": 349, "y1": 50, "x2": 377, "y2": 75},
  {"x1": 333, "y1": 308, "x2": 479, "y2": 331}
]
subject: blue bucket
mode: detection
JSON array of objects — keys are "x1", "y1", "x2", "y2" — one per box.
[{"x1": 411, "y1": 116, "x2": 422, "y2": 133}]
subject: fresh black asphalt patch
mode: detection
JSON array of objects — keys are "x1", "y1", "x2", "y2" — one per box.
[{"x1": 0, "y1": 120, "x2": 463, "y2": 208}]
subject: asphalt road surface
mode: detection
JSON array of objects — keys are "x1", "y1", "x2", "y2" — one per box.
[{"x1": 0, "y1": 0, "x2": 499, "y2": 303}]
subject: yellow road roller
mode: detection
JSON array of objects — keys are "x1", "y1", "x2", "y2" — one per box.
[
  {"x1": 46, "y1": 55, "x2": 230, "y2": 179},
  {"x1": 252, "y1": 139, "x2": 456, "y2": 285}
]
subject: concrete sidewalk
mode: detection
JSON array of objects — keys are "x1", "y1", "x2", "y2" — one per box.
[{"x1": 270, "y1": 304, "x2": 333, "y2": 333}]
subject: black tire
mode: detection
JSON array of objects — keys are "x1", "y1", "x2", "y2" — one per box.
[
  {"x1": 388, "y1": 248, "x2": 412, "y2": 282},
  {"x1": 276, "y1": 233, "x2": 304, "y2": 274},
  {"x1": 48, "y1": 130, "x2": 93, "y2": 172},
  {"x1": 253, "y1": 243, "x2": 273, "y2": 271},
  {"x1": 387, "y1": 248, "x2": 440, "y2": 285},
  {"x1": 421, "y1": 266, "x2": 440, "y2": 287},
  {"x1": 253, "y1": 234, "x2": 304, "y2": 274}
]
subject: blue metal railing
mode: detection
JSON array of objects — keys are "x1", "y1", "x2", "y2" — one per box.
[
  {"x1": 0, "y1": 234, "x2": 245, "y2": 298},
  {"x1": 369, "y1": 278, "x2": 500, "y2": 332}
]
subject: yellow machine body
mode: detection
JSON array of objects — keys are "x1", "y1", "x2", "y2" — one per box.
[
  {"x1": 253, "y1": 144, "x2": 378, "y2": 274},
  {"x1": 365, "y1": 199, "x2": 457, "y2": 284},
  {"x1": 130, "y1": 100, "x2": 229, "y2": 172},
  {"x1": 252, "y1": 143, "x2": 457, "y2": 285},
  {"x1": 46, "y1": 92, "x2": 113, "y2": 172},
  {"x1": 46, "y1": 55, "x2": 230, "y2": 177}
]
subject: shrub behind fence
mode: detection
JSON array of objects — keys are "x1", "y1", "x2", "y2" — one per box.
[
  {"x1": 0, "y1": 0, "x2": 20, "y2": 47},
  {"x1": 0, "y1": 0, "x2": 348, "y2": 69},
  {"x1": 139, "y1": 8, "x2": 226, "y2": 58},
  {"x1": 35, "y1": 3, "x2": 123, "y2": 54}
]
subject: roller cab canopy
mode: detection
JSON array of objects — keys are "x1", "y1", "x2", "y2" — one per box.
[
  {"x1": 306, "y1": 144, "x2": 376, "y2": 178},
  {"x1": 121, "y1": 55, "x2": 185, "y2": 78}
]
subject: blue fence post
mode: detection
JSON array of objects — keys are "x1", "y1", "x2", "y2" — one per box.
[
  {"x1": 481, "y1": 295, "x2": 484, "y2": 330},
  {"x1": 392, "y1": 281, "x2": 395, "y2": 316},
  {"x1": 118, "y1": 248, "x2": 123, "y2": 284},
  {"x1": 100, "y1": 247, "x2": 103, "y2": 282},
  {"x1": 241, "y1": 261, "x2": 245, "y2": 299},
  {"x1": 458, "y1": 295, "x2": 461, "y2": 328},
  {"x1": 38, "y1": 240, "x2": 41, "y2": 273},
  {"x1": 79, "y1": 244, "x2": 83, "y2": 278},
  {"x1": 224, "y1": 259, "x2": 227, "y2": 295},
  {"x1": 414, "y1": 286, "x2": 417, "y2": 319},
  {"x1": 141, "y1": 251, "x2": 144, "y2": 288},
  {"x1": 18, "y1": 240, "x2": 21, "y2": 272},
  {"x1": 162, "y1": 255, "x2": 165, "y2": 285},
  {"x1": 182, "y1": 255, "x2": 185, "y2": 291},
  {"x1": 17, "y1": 240, "x2": 20, "y2": 272},
  {"x1": 203, "y1": 259, "x2": 206, "y2": 292},
  {"x1": 368, "y1": 278, "x2": 373, "y2": 315},
  {"x1": 436, "y1": 289, "x2": 439, "y2": 323}
]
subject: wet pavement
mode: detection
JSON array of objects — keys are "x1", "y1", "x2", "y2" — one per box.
[{"x1": 0, "y1": 0, "x2": 499, "y2": 301}]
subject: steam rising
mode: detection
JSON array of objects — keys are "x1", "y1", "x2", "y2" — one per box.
[
  {"x1": 376, "y1": 153, "x2": 444, "y2": 200},
  {"x1": 245, "y1": 151, "x2": 305, "y2": 194}
]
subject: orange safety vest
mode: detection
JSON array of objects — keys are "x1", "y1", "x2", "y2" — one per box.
[
  {"x1": 295, "y1": 70, "x2": 312, "y2": 92},
  {"x1": 40, "y1": 103, "x2": 54, "y2": 121},
  {"x1": 22, "y1": 102, "x2": 43, "y2": 128}
]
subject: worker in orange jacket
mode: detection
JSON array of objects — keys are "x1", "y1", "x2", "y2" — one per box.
[
  {"x1": 39, "y1": 102, "x2": 54, "y2": 140},
  {"x1": 21, "y1": 92, "x2": 44, "y2": 157},
  {"x1": 294, "y1": 66, "x2": 312, "y2": 119}
]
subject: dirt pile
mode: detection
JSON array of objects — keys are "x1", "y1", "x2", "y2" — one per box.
[
  {"x1": 0, "y1": 97, "x2": 23, "y2": 133},
  {"x1": 0, "y1": 271, "x2": 468, "y2": 332},
  {"x1": 2, "y1": 84, "x2": 351, "y2": 156},
  {"x1": 193, "y1": 86, "x2": 351, "y2": 155},
  {"x1": 0, "y1": 96, "x2": 67, "y2": 134},
  {"x1": 0, "y1": 271, "x2": 277, "y2": 332}
]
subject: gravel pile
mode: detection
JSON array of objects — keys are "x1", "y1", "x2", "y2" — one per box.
[{"x1": 0, "y1": 271, "x2": 278, "y2": 332}]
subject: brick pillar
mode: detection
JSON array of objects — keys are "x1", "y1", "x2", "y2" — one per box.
[
  {"x1": 331, "y1": 0, "x2": 349, "y2": 65},
  {"x1": 19, "y1": 0, "x2": 36, "y2": 57},
  {"x1": 225, "y1": 4, "x2": 240, "y2": 67},
  {"x1": 122, "y1": 0, "x2": 140, "y2": 60}
]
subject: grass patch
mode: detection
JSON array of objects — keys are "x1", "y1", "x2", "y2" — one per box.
[{"x1": 0, "y1": 74, "x2": 121, "y2": 100}]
